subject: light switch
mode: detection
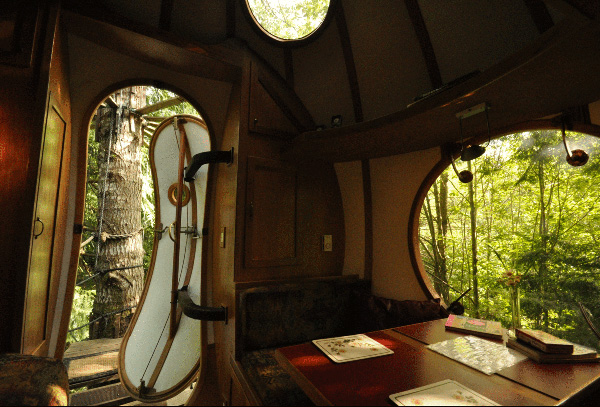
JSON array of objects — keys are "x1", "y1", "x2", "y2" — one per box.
[
  {"x1": 323, "y1": 235, "x2": 332, "y2": 252},
  {"x1": 220, "y1": 227, "x2": 226, "y2": 248}
]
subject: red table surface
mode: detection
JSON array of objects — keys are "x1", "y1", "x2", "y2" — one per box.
[
  {"x1": 395, "y1": 319, "x2": 600, "y2": 400},
  {"x1": 277, "y1": 331, "x2": 555, "y2": 406}
]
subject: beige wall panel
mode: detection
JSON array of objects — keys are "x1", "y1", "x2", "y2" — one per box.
[
  {"x1": 293, "y1": 19, "x2": 355, "y2": 128},
  {"x1": 420, "y1": 0, "x2": 539, "y2": 84},
  {"x1": 334, "y1": 161, "x2": 365, "y2": 278},
  {"x1": 370, "y1": 147, "x2": 440, "y2": 301},
  {"x1": 67, "y1": 34, "x2": 232, "y2": 149},
  {"x1": 343, "y1": 0, "x2": 432, "y2": 120}
]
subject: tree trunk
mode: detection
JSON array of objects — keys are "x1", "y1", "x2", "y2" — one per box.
[
  {"x1": 538, "y1": 160, "x2": 549, "y2": 330},
  {"x1": 90, "y1": 87, "x2": 146, "y2": 339},
  {"x1": 437, "y1": 173, "x2": 450, "y2": 302},
  {"x1": 468, "y1": 161, "x2": 479, "y2": 317}
]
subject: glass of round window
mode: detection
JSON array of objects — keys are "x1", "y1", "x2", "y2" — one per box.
[{"x1": 246, "y1": 0, "x2": 332, "y2": 42}]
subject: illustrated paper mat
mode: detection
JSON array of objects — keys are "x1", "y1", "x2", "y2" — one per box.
[
  {"x1": 312, "y1": 334, "x2": 393, "y2": 363},
  {"x1": 427, "y1": 335, "x2": 527, "y2": 375},
  {"x1": 390, "y1": 379, "x2": 500, "y2": 406}
]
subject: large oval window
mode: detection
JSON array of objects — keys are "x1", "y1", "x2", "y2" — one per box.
[
  {"x1": 418, "y1": 130, "x2": 600, "y2": 349},
  {"x1": 246, "y1": 0, "x2": 331, "y2": 42}
]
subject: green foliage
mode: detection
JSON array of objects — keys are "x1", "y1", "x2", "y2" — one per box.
[
  {"x1": 420, "y1": 131, "x2": 600, "y2": 349},
  {"x1": 67, "y1": 285, "x2": 96, "y2": 344},
  {"x1": 247, "y1": 0, "x2": 330, "y2": 40}
]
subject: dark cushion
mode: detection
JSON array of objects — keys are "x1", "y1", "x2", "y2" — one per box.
[
  {"x1": 240, "y1": 349, "x2": 313, "y2": 406},
  {"x1": 0, "y1": 353, "x2": 69, "y2": 406},
  {"x1": 353, "y1": 290, "x2": 449, "y2": 332},
  {"x1": 239, "y1": 279, "x2": 369, "y2": 352}
]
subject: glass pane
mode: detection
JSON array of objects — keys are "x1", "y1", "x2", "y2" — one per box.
[{"x1": 247, "y1": 0, "x2": 331, "y2": 40}]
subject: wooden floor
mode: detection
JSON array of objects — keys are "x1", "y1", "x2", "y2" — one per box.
[
  {"x1": 64, "y1": 338, "x2": 122, "y2": 389},
  {"x1": 63, "y1": 338, "x2": 223, "y2": 406}
]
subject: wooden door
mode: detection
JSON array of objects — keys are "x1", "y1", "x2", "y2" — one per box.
[
  {"x1": 244, "y1": 157, "x2": 299, "y2": 268},
  {"x1": 22, "y1": 94, "x2": 67, "y2": 355}
]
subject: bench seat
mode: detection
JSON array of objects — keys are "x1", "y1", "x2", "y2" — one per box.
[{"x1": 236, "y1": 277, "x2": 449, "y2": 405}]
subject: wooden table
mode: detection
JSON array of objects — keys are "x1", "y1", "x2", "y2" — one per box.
[{"x1": 275, "y1": 319, "x2": 600, "y2": 406}]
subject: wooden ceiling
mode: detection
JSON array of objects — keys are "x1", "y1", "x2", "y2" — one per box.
[{"x1": 63, "y1": 0, "x2": 600, "y2": 160}]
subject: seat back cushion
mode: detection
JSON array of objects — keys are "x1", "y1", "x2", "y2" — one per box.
[
  {"x1": 239, "y1": 279, "x2": 368, "y2": 352},
  {"x1": 353, "y1": 290, "x2": 450, "y2": 332}
]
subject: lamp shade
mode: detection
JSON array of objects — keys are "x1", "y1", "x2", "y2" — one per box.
[{"x1": 461, "y1": 144, "x2": 486, "y2": 161}]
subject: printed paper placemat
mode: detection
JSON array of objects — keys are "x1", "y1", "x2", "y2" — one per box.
[
  {"x1": 389, "y1": 379, "x2": 500, "y2": 406},
  {"x1": 427, "y1": 335, "x2": 527, "y2": 375},
  {"x1": 312, "y1": 334, "x2": 394, "y2": 363}
]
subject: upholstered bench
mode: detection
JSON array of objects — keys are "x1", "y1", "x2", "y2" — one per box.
[
  {"x1": 0, "y1": 353, "x2": 69, "y2": 406},
  {"x1": 235, "y1": 277, "x2": 449, "y2": 406}
]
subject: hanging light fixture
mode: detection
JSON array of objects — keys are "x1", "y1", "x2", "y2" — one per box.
[
  {"x1": 561, "y1": 116, "x2": 589, "y2": 167},
  {"x1": 450, "y1": 151, "x2": 473, "y2": 183},
  {"x1": 458, "y1": 102, "x2": 490, "y2": 162}
]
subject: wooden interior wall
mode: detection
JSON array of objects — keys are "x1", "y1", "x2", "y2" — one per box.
[
  {"x1": 233, "y1": 60, "x2": 345, "y2": 283},
  {"x1": 212, "y1": 54, "x2": 346, "y2": 402},
  {"x1": 0, "y1": 2, "x2": 61, "y2": 353}
]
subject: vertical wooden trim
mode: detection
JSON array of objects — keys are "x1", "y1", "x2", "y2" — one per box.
[
  {"x1": 226, "y1": 0, "x2": 237, "y2": 38},
  {"x1": 403, "y1": 0, "x2": 443, "y2": 89},
  {"x1": 284, "y1": 48, "x2": 294, "y2": 88},
  {"x1": 159, "y1": 0, "x2": 175, "y2": 31},
  {"x1": 523, "y1": 0, "x2": 555, "y2": 33},
  {"x1": 335, "y1": 2, "x2": 363, "y2": 123},
  {"x1": 362, "y1": 160, "x2": 373, "y2": 281}
]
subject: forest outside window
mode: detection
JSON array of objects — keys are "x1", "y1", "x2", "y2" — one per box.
[
  {"x1": 245, "y1": 0, "x2": 332, "y2": 42},
  {"x1": 418, "y1": 130, "x2": 600, "y2": 349}
]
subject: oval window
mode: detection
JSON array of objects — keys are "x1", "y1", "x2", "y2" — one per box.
[
  {"x1": 418, "y1": 130, "x2": 600, "y2": 349},
  {"x1": 246, "y1": 0, "x2": 331, "y2": 41}
]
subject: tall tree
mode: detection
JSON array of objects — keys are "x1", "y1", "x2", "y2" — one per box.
[
  {"x1": 467, "y1": 160, "x2": 479, "y2": 317},
  {"x1": 89, "y1": 87, "x2": 146, "y2": 339}
]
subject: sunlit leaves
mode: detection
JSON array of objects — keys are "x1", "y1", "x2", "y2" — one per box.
[
  {"x1": 247, "y1": 0, "x2": 330, "y2": 40},
  {"x1": 420, "y1": 131, "x2": 600, "y2": 348}
]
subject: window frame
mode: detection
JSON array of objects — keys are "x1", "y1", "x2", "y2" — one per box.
[
  {"x1": 241, "y1": 0, "x2": 339, "y2": 47},
  {"x1": 408, "y1": 120, "x2": 600, "y2": 304}
]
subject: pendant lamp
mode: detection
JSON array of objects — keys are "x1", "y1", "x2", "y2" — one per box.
[
  {"x1": 561, "y1": 116, "x2": 589, "y2": 167},
  {"x1": 459, "y1": 103, "x2": 490, "y2": 162}
]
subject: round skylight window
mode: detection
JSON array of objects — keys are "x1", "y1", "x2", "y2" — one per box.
[{"x1": 246, "y1": 0, "x2": 332, "y2": 42}]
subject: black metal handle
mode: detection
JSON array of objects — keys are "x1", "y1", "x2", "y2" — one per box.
[
  {"x1": 34, "y1": 217, "x2": 44, "y2": 239},
  {"x1": 177, "y1": 286, "x2": 228, "y2": 323},
  {"x1": 184, "y1": 148, "x2": 233, "y2": 182}
]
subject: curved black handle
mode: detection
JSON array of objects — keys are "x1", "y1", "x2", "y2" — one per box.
[
  {"x1": 34, "y1": 217, "x2": 44, "y2": 239},
  {"x1": 177, "y1": 286, "x2": 228, "y2": 322},
  {"x1": 184, "y1": 148, "x2": 233, "y2": 182}
]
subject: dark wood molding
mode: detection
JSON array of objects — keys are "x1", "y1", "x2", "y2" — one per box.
[
  {"x1": 361, "y1": 160, "x2": 373, "y2": 281},
  {"x1": 335, "y1": 2, "x2": 363, "y2": 123},
  {"x1": 523, "y1": 0, "x2": 555, "y2": 33},
  {"x1": 159, "y1": 0, "x2": 175, "y2": 31},
  {"x1": 404, "y1": 0, "x2": 443, "y2": 89},
  {"x1": 284, "y1": 48, "x2": 294, "y2": 89},
  {"x1": 61, "y1": 9, "x2": 242, "y2": 83},
  {"x1": 226, "y1": 0, "x2": 236, "y2": 38}
]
